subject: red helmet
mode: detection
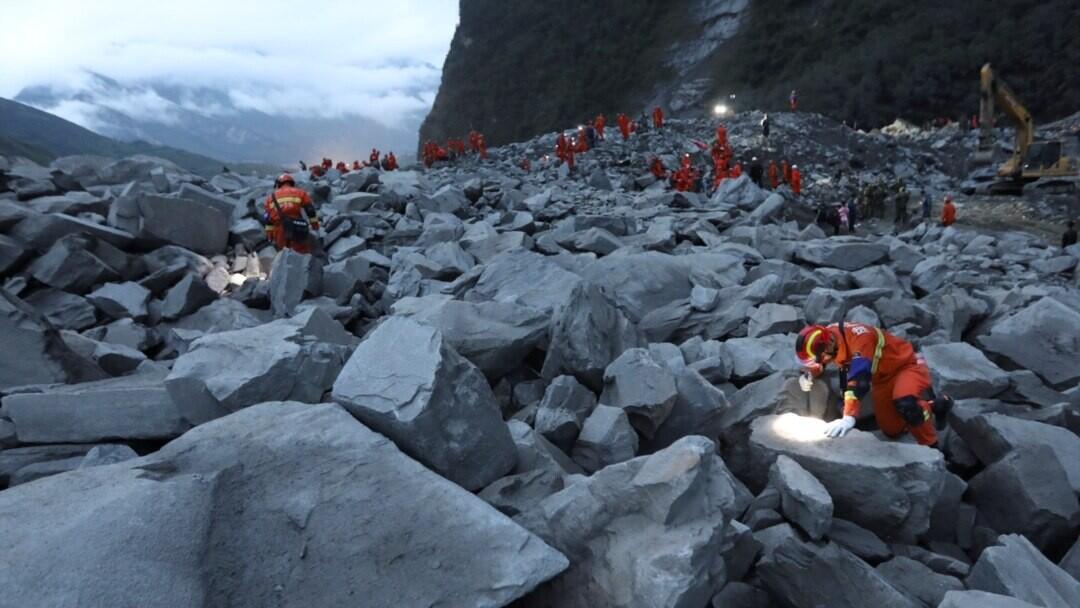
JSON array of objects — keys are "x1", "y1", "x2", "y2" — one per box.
[
  {"x1": 795, "y1": 325, "x2": 831, "y2": 368},
  {"x1": 277, "y1": 173, "x2": 295, "y2": 186}
]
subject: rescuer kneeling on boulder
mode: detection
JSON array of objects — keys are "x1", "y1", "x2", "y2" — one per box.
[{"x1": 795, "y1": 322, "x2": 953, "y2": 448}]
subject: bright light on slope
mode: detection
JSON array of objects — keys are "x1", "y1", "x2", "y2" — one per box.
[
  {"x1": 713, "y1": 104, "x2": 729, "y2": 117},
  {"x1": 772, "y1": 413, "x2": 828, "y2": 443}
]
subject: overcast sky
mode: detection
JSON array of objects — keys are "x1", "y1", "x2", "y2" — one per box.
[{"x1": 0, "y1": 1, "x2": 459, "y2": 129}]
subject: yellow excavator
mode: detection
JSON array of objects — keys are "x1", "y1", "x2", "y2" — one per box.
[{"x1": 973, "y1": 63, "x2": 1078, "y2": 193}]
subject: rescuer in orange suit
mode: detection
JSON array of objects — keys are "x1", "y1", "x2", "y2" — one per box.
[
  {"x1": 335, "y1": 161, "x2": 349, "y2": 174},
  {"x1": 385, "y1": 152, "x2": 398, "y2": 171},
  {"x1": 649, "y1": 157, "x2": 667, "y2": 180},
  {"x1": 716, "y1": 124, "x2": 727, "y2": 147},
  {"x1": 478, "y1": 134, "x2": 488, "y2": 159},
  {"x1": 352, "y1": 160, "x2": 362, "y2": 171},
  {"x1": 617, "y1": 113, "x2": 631, "y2": 141},
  {"x1": 652, "y1": 106, "x2": 664, "y2": 129},
  {"x1": 370, "y1": 148, "x2": 380, "y2": 166},
  {"x1": 795, "y1": 322, "x2": 953, "y2": 447},
  {"x1": 781, "y1": 159, "x2": 791, "y2": 184},
  {"x1": 768, "y1": 160, "x2": 780, "y2": 189},
  {"x1": 263, "y1": 174, "x2": 319, "y2": 254},
  {"x1": 731, "y1": 162, "x2": 743, "y2": 178},
  {"x1": 941, "y1": 195, "x2": 956, "y2": 226},
  {"x1": 594, "y1": 114, "x2": 606, "y2": 140},
  {"x1": 791, "y1": 165, "x2": 802, "y2": 195}
]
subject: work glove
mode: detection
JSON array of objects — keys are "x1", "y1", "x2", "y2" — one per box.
[
  {"x1": 824, "y1": 415, "x2": 856, "y2": 439},
  {"x1": 798, "y1": 372, "x2": 814, "y2": 393}
]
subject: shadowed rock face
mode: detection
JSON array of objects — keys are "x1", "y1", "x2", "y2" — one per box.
[{"x1": 0, "y1": 402, "x2": 568, "y2": 608}]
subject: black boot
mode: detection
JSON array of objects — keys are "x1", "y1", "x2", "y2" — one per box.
[{"x1": 933, "y1": 394, "x2": 954, "y2": 430}]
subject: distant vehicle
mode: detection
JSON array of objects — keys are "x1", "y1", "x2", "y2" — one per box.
[{"x1": 971, "y1": 63, "x2": 1078, "y2": 194}]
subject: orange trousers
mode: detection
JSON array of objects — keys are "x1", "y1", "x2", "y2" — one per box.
[{"x1": 870, "y1": 359, "x2": 937, "y2": 446}]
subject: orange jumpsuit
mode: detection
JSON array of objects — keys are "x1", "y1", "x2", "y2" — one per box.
[
  {"x1": 617, "y1": 113, "x2": 631, "y2": 141},
  {"x1": 652, "y1": 106, "x2": 664, "y2": 129},
  {"x1": 731, "y1": 163, "x2": 743, "y2": 178},
  {"x1": 716, "y1": 125, "x2": 727, "y2": 147},
  {"x1": 650, "y1": 158, "x2": 667, "y2": 179},
  {"x1": 263, "y1": 186, "x2": 319, "y2": 254},
  {"x1": 386, "y1": 153, "x2": 398, "y2": 170},
  {"x1": 942, "y1": 201, "x2": 956, "y2": 226},
  {"x1": 370, "y1": 149, "x2": 380, "y2": 165},
  {"x1": 768, "y1": 161, "x2": 779, "y2": 189},
  {"x1": 815, "y1": 322, "x2": 937, "y2": 445},
  {"x1": 595, "y1": 115, "x2": 606, "y2": 140},
  {"x1": 791, "y1": 168, "x2": 802, "y2": 195},
  {"x1": 781, "y1": 160, "x2": 791, "y2": 184}
]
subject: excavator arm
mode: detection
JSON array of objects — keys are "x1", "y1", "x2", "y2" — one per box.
[{"x1": 977, "y1": 63, "x2": 1034, "y2": 177}]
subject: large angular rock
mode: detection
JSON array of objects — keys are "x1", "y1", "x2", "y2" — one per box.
[
  {"x1": 466, "y1": 249, "x2": 583, "y2": 314},
  {"x1": 803, "y1": 286, "x2": 892, "y2": 324},
  {"x1": 570, "y1": 404, "x2": 638, "y2": 473},
  {"x1": 516, "y1": 437, "x2": 738, "y2": 608},
  {"x1": 331, "y1": 316, "x2": 515, "y2": 491},
  {"x1": 28, "y1": 234, "x2": 119, "y2": 293},
  {"x1": 393, "y1": 295, "x2": 548, "y2": 380},
  {"x1": 0, "y1": 402, "x2": 568, "y2": 607},
  {"x1": 770, "y1": 454, "x2": 833, "y2": 540},
  {"x1": 0, "y1": 292, "x2": 105, "y2": 391},
  {"x1": 23, "y1": 289, "x2": 97, "y2": 330},
  {"x1": 268, "y1": 249, "x2": 322, "y2": 317},
  {"x1": 582, "y1": 252, "x2": 694, "y2": 322},
  {"x1": 793, "y1": 237, "x2": 889, "y2": 271},
  {"x1": 600, "y1": 348, "x2": 677, "y2": 439},
  {"x1": 166, "y1": 308, "x2": 353, "y2": 424},
  {"x1": 732, "y1": 414, "x2": 946, "y2": 541},
  {"x1": 540, "y1": 281, "x2": 643, "y2": 390},
  {"x1": 86, "y1": 281, "x2": 151, "y2": 321},
  {"x1": 533, "y1": 375, "x2": 597, "y2": 452},
  {"x1": 10, "y1": 210, "x2": 135, "y2": 250},
  {"x1": 951, "y1": 410, "x2": 1080, "y2": 494},
  {"x1": 136, "y1": 193, "x2": 229, "y2": 254},
  {"x1": 967, "y1": 534, "x2": 1080, "y2": 608},
  {"x1": 876, "y1": 556, "x2": 964, "y2": 608},
  {"x1": 645, "y1": 364, "x2": 728, "y2": 453},
  {"x1": 939, "y1": 591, "x2": 1041, "y2": 608},
  {"x1": 921, "y1": 342, "x2": 1009, "y2": 399},
  {"x1": 756, "y1": 523, "x2": 919, "y2": 608},
  {"x1": 2, "y1": 371, "x2": 189, "y2": 443},
  {"x1": 828, "y1": 518, "x2": 893, "y2": 563},
  {"x1": 723, "y1": 334, "x2": 800, "y2": 381},
  {"x1": 978, "y1": 297, "x2": 1080, "y2": 389},
  {"x1": 508, "y1": 420, "x2": 583, "y2": 477},
  {"x1": 967, "y1": 445, "x2": 1079, "y2": 557},
  {"x1": 747, "y1": 303, "x2": 803, "y2": 337},
  {"x1": 479, "y1": 468, "x2": 565, "y2": 518},
  {"x1": 0, "y1": 233, "x2": 28, "y2": 276},
  {"x1": 161, "y1": 274, "x2": 217, "y2": 320}
]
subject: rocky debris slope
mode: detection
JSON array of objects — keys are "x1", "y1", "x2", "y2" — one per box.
[{"x1": 1, "y1": 112, "x2": 1079, "y2": 606}]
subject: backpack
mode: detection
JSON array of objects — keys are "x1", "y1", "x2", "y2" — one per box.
[{"x1": 271, "y1": 192, "x2": 310, "y2": 243}]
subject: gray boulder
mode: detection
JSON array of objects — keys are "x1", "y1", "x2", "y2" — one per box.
[
  {"x1": 723, "y1": 334, "x2": 800, "y2": 381},
  {"x1": 967, "y1": 534, "x2": 1080, "y2": 608},
  {"x1": 2, "y1": 371, "x2": 189, "y2": 443},
  {"x1": 570, "y1": 404, "x2": 638, "y2": 474},
  {"x1": 466, "y1": 249, "x2": 582, "y2": 314},
  {"x1": 770, "y1": 454, "x2": 833, "y2": 540},
  {"x1": 541, "y1": 281, "x2": 643, "y2": 391},
  {"x1": 599, "y1": 348, "x2": 677, "y2": 439},
  {"x1": 23, "y1": 290, "x2": 97, "y2": 330},
  {"x1": 582, "y1": 251, "x2": 693, "y2": 322},
  {"x1": 479, "y1": 468, "x2": 565, "y2": 517},
  {"x1": 978, "y1": 296, "x2": 1080, "y2": 389},
  {"x1": 86, "y1": 281, "x2": 151, "y2": 321},
  {"x1": 828, "y1": 518, "x2": 893, "y2": 563},
  {"x1": 644, "y1": 364, "x2": 728, "y2": 453},
  {"x1": 951, "y1": 410, "x2": 1080, "y2": 494},
  {"x1": 516, "y1": 436, "x2": 738, "y2": 608},
  {"x1": 331, "y1": 316, "x2": 515, "y2": 491},
  {"x1": 166, "y1": 308, "x2": 353, "y2": 424},
  {"x1": 793, "y1": 237, "x2": 889, "y2": 271},
  {"x1": 0, "y1": 233, "x2": 28, "y2": 275},
  {"x1": 732, "y1": 414, "x2": 946, "y2": 541},
  {"x1": 28, "y1": 235, "x2": 119, "y2": 293},
  {"x1": 803, "y1": 286, "x2": 892, "y2": 324},
  {"x1": 161, "y1": 274, "x2": 217, "y2": 320},
  {"x1": 921, "y1": 342, "x2": 1009, "y2": 399},
  {"x1": 967, "y1": 445, "x2": 1079, "y2": 557},
  {"x1": 268, "y1": 249, "x2": 322, "y2": 317},
  {"x1": 393, "y1": 295, "x2": 548, "y2": 380},
  {"x1": 876, "y1": 556, "x2": 964, "y2": 608},
  {"x1": 756, "y1": 523, "x2": 919, "y2": 608},
  {"x1": 136, "y1": 193, "x2": 229, "y2": 254},
  {"x1": 533, "y1": 375, "x2": 597, "y2": 452},
  {"x1": 939, "y1": 591, "x2": 1041, "y2": 608},
  {"x1": 0, "y1": 292, "x2": 105, "y2": 391},
  {"x1": 508, "y1": 420, "x2": 583, "y2": 477},
  {"x1": 747, "y1": 303, "x2": 803, "y2": 338},
  {"x1": 0, "y1": 402, "x2": 568, "y2": 607}
]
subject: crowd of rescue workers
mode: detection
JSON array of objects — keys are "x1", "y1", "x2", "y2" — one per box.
[{"x1": 256, "y1": 95, "x2": 1080, "y2": 449}]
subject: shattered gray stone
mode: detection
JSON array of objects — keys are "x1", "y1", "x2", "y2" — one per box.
[
  {"x1": 770, "y1": 454, "x2": 833, "y2": 540},
  {"x1": 0, "y1": 292, "x2": 106, "y2": 391},
  {"x1": 876, "y1": 556, "x2": 964, "y2": 608},
  {"x1": 967, "y1": 534, "x2": 1080, "y2": 608},
  {"x1": 160, "y1": 274, "x2": 217, "y2": 320},
  {"x1": 921, "y1": 342, "x2": 1009, "y2": 399},
  {"x1": 86, "y1": 281, "x2": 151, "y2": 321},
  {"x1": 978, "y1": 296, "x2": 1080, "y2": 389},
  {"x1": 938, "y1": 591, "x2": 1041, "y2": 608},
  {"x1": 533, "y1": 375, "x2": 597, "y2": 452},
  {"x1": 747, "y1": 303, "x2": 802, "y2": 337},
  {"x1": 599, "y1": 347, "x2": 677, "y2": 439},
  {"x1": 166, "y1": 308, "x2": 353, "y2": 424},
  {"x1": 828, "y1": 518, "x2": 893, "y2": 563},
  {"x1": 268, "y1": 249, "x2": 322, "y2": 317},
  {"x1": 793, "y1": 237, "x2": 889, "y2": 271},
  {"x1": 331, "y1": 316, "x2": 515, "y2": 491},
  {"x1": 0, "y1": 402, "x2": 568, "y2": 607},
  {"x1": 136, "y1": 193, "x2": 229, "y2": 254},
  {"x1": 570, "y1": 404, "x2": 639, "y2": 474}
]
